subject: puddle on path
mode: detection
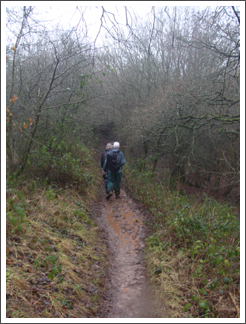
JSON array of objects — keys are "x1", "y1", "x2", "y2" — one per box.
[{"x1": 98, "y1": 188, "x2": 156, "y2": 318}]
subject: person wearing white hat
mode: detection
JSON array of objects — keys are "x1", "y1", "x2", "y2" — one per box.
[{"x1": 103, "y1": 142, "x2": 126, "y2": 199}]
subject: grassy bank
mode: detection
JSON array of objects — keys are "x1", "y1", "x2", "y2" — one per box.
[
  {"x1": 123, "y1": 162, "x2": 240, "y2": 318},
  {"x1": 6, "y1": 149, "x2": 107, "y2": 318}
]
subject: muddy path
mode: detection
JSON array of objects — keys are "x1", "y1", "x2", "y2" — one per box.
[{"x1": 95, "y1": 183, "x2": 157, "y2": 318}]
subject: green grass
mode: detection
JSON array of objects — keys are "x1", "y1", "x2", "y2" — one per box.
[{"x1": 6, "y1": 148, "x2": 107, "y2": 318}]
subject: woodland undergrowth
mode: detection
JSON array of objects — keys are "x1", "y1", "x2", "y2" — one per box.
[
  {"x1": 6, "y1": 146, "x2": 107, "y2": 318},
  {"x1": 123, "y1": 161, "x2": 240, "y2": 318}
]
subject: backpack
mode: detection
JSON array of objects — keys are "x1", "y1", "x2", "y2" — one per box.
[{"x1": 106, "y1": 151, "x2": 122, "y2": 172}]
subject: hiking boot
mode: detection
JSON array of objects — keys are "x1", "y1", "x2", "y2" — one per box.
[
  {"x1": 115, "y1": 194, "x2": 120, "y2": 199},
  {"x1": 106, "y1": 191, "x2": 113, "y2": 200}
]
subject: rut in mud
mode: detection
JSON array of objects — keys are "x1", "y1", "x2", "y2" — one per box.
[{"x1": 96, "y1": 185, "x2": 157, "y2": 318}]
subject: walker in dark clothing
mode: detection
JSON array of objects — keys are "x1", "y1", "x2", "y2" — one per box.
[
  {"x1": 101, "y1": 148, "x2": 111, "y2": 192},
  {"x1": 103, "y1": 148, "x2": 126, "y2": 198}
]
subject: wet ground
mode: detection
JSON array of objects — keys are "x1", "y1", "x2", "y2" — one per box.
[{"x1": 96, "y1": 186, "x2": 156, "y2": 318}]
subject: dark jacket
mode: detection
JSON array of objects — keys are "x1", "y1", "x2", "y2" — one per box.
[
  {"x1": 101, "y1": 148, "x2": 111, "y2": 171},
  {"x1": 103, "y1": 149, "x2": 126, "y2": 173}
]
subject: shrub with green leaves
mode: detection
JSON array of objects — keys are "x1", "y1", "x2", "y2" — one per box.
[{"x1": 26, "y1": 138, "x2": 95, "y2": 188}]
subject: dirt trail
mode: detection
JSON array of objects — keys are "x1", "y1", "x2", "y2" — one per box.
[{"x1": 96, "y1": 186, "x2": 157, "y2": 318}]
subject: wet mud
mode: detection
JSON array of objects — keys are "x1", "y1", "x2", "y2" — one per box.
[{"x1": 97, "y1": 187, "x2": 156, "y2": 318}]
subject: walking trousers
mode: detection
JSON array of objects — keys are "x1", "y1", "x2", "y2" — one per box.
[{"x1": 107, "y1": 172, "x2": 122, "y2": 195}]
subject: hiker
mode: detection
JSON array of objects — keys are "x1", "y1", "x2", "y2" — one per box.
[
  {"x1": 103, "y1": 142, "x2": 126, "y2": 199},
  {"x1": 101, "y1": 143, "x2": 112, "y2": 192}
]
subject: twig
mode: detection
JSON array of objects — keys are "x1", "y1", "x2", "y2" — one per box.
[
  {"x1": 228, "y1": 292, "x2": 240, "y2": 318},
  {"x1": 63, "y1": 204, "x2": 72, "y2": 211},
  {"x1": 13, "y1": 243, "x2": 18, "y2": 258},
  {"x1": 30, "y1": 188, "x2": 46, "y2": 201}
]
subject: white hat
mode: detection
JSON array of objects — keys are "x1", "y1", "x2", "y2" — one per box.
[{"x1": 113, "y1": 142, "x2": 120, "y2": 149}]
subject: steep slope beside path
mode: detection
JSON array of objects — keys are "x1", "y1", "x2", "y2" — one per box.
[{"x1": 97, "y1": 187, "x2": 156, "y2": 318}]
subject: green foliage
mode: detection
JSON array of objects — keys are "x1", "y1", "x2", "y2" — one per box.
[
  {"x1": 46, "y1": 189, "x2": 57, "y2": 200},
  {"x1": 124, "y1": 159, "x2": 240, "y2": 318},
  {"x1": 27, "y1": 139, "x2": 95, "y2": 188},
  {"x1": 61, "y1": 299, "x2": 72, "y2": 309},
  {"x1": 183, "y1": 303, "x2": 191, "y2": 312},
  {"x1": 166, "y1": 196, "x2": 239, "y2": 244},
  {"x1": 7, "y1": 196, "x2": 29, "y2": 233},
  {"x1": 47, "y1": 262, "x2": 62, "y2": 281},
  {"x1": 33, "y1": 243, "x2": 62, "y2": 281}
]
